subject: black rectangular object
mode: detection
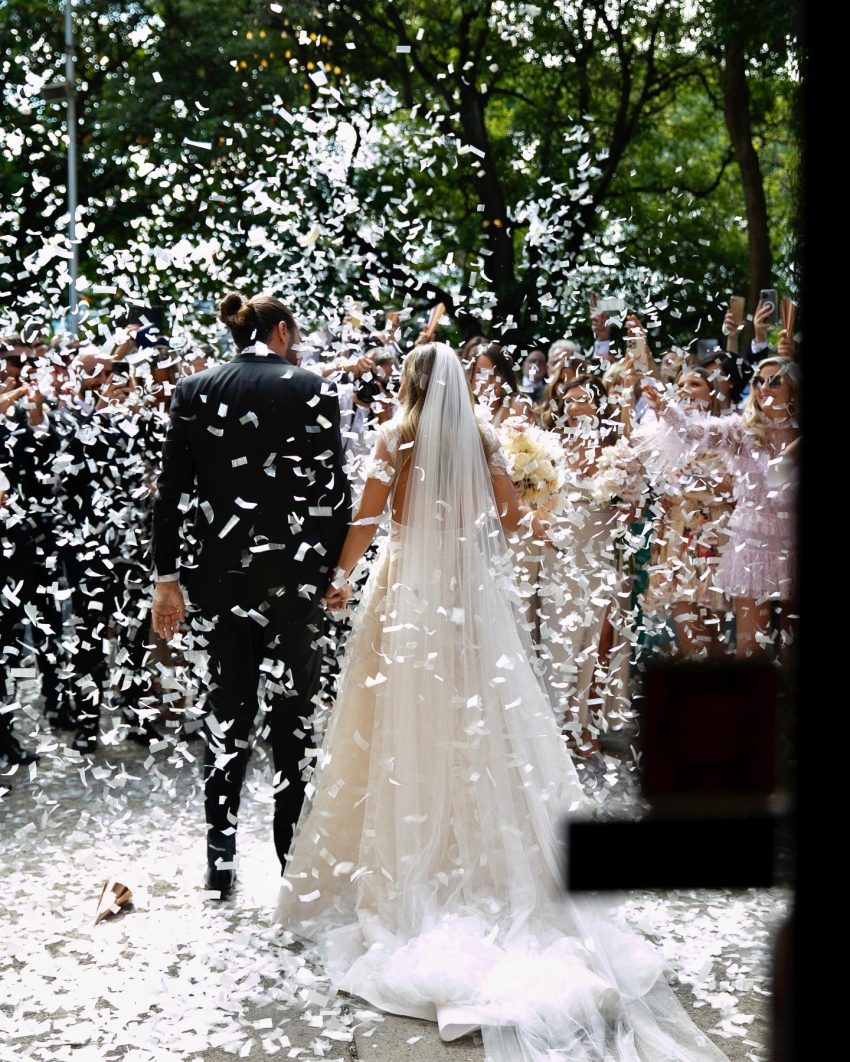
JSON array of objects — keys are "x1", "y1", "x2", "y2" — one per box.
[
  {"x1": 126, "y1": 303, "x2": 166, "y2": 331},
  {"x1": 565, "y1": 815, "x2": 777, "y2": 892},
  {"x1": 640, "y1": 659, "x2": 778, "y2": 803}
]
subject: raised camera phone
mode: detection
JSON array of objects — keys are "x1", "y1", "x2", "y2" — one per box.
[{"x1": 758, "y1": 289, "x2": 778, "y2": 327}]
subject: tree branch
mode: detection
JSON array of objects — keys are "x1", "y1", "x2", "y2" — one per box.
[{"x1": 605, "y1": 146, "x2": 736, "y2": 199}]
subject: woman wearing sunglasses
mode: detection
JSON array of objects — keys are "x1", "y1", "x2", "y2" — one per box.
[{"x1": 641, "y1": 355, "x2": 800, "y2": 659}]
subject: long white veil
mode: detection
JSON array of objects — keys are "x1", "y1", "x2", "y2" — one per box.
[
  {"x1": 277, "y1": 343, "x2": 729, "y2": 1061},
  {"x1": 368, "y1": 342, "x2": 571, "y2": 934}
]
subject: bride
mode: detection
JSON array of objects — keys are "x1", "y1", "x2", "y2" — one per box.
[{"x1": 276, "y1": 342, "x2": 728, "y2": 1061}]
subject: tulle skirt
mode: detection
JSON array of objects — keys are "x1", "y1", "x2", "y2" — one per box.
[{"x1": 276, "y1": 533, "x2": 730, "y2": 1061}]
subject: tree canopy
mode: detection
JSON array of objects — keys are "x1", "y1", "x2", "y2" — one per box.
[{"x1": 0, "y1": 0, "x2": 801, "y2": 349}]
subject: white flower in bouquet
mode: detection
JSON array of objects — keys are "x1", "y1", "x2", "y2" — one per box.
[
  {"x1": 591, "y1": 438, "x2": 646, "y2": 507},
  {"x1": 498, "y1": 419, "x2": 566, "y2": 512}
]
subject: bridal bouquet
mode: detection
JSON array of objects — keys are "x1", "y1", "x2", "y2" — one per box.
[
  {"x1": 498, "y1": 419, "x2": 566, "y2": 512},
  {"x1": 591, "y1": 437, "x2": 647, "y2": 507}
]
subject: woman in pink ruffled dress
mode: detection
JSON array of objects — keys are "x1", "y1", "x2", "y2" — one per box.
[{"x1": 642, "y1": 355, "x2": 800, "y2": 658}]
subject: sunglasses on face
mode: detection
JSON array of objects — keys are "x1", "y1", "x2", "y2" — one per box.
[{"x1": 753, "y1": 373, "x2": 784, "y2": 389}]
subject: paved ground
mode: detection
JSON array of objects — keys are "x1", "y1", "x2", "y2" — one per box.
[{"x1": 0, "y1": 702, "x2": 788, "y2": 1062}]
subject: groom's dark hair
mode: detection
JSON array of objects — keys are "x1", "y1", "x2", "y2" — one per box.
[{"x1": 219, "y1": 291, "x2": 296, "y2": 350}]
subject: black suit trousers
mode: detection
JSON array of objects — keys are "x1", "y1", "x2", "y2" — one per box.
[{"x1": 200, "y1": 602, "x2": 324, "y2": 870}]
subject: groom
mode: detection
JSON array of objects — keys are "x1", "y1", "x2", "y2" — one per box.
[{"x1": 151, "y1": 292, "x2": 351, "y2": 896}]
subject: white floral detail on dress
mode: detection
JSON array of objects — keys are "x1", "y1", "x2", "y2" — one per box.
[
  {"x1": 362, "y1": 420, "x2": 402, "y2": 485},
  {"x1": 478, "y1": 418, "x2": 512, "y2": 477}
]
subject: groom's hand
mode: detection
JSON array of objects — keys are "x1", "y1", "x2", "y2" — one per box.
[{"x1": 152, "y1": 581, "x2": 185, "y2": 640}]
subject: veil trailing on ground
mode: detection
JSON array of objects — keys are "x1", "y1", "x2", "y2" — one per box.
[{"x1": 277, "y1": 344, "x2": 729, "y2": 1061}]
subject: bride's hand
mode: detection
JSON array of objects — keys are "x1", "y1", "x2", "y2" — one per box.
[
  {"x1": 530, "y1": 511, "x2": 553, "y2": 548},
  {"x1": 324, "y1": 585, "x2": 352, "y2": 612},
  {"x1": 324, "y1": 569, "x2": 353, "y2": 612}
]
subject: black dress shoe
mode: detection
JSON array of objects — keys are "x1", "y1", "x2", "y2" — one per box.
[
  {"x1": 112, "y1": 700, "x2": 164, "y2": 747},
  {"x1": 204, "y1": 865, "x2": 236, "y2": 897},
  {"x1": 70, "y1": 729, "x2": 98, "y2": 754},
  {"x1": 0, "y1": 723, "x2": 39, "y2": 766}
]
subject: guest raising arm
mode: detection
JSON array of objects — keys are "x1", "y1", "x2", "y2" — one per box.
[
  {"x1": 633, "y1": 366, "x2": 735, "y2": 658},
  {"x1": 641, "y1": 355, "x2": 800, "y2": 659}
]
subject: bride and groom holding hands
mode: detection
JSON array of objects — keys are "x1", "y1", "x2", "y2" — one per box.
[{"x1": 151, "y1": 290, "x2": 728, "y2": 1061}]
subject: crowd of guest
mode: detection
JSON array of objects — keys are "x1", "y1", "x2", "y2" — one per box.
[
  {"x1": 463, "y1": 299, "x2": 799, "y2": 752},
  {"x1": 0, "y1": 292, "x2": 799, "y2": 769}
]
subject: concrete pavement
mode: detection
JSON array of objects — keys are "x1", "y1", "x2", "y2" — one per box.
[{"x1": 0, "y1": 706, "x2": 786, "y2": 1061}]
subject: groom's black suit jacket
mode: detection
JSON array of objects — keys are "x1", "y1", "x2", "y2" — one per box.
[{"x1": 152, "y1": 352, "x2": 351, "y2": 614}]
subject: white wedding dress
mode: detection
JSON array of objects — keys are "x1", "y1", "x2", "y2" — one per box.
[{"x1": 276, "y1": 344, "x2": 728, "y2": 1061}]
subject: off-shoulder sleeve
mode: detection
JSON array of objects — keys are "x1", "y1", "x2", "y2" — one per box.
[{"x1": 362, "y1": 421, "x2": 400, "y2": 485}]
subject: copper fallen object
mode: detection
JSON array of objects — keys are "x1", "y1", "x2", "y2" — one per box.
[{"x1": 94, "y1": 880, "x2": 133, "y2": 925}]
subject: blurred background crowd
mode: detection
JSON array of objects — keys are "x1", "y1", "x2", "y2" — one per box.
[{"x1": 0, "y1": 290, "x2": 799, "y2": 770}]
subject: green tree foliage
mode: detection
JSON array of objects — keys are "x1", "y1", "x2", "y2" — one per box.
[{"x1": 0, "y1": 0, "x2": 800, "y2": 348}]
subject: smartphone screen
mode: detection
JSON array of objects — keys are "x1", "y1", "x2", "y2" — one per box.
[
  {"x1": 596, "y1": 296, "x2": 625, "y2": 315},
  {"x1": 696, "y1": 339, "x2": 722, "y2": 364},
  {"x1": 127, "y1": 304, "x2": 166, "y2": 332}
]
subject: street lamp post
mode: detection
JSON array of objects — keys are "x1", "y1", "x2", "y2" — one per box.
[
  {"x1": 64, "y1": 0, "x2": 78, "y2": 335},
  {"x1": 39, "y1": 0, "x2": 78, "y2": 335}
]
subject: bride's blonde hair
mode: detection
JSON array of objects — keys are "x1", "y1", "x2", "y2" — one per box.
[{"x1": 398, "y1": 343, "x2": 484, "y2": 446}]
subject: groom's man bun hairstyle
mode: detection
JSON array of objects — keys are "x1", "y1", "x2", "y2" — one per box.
[{"x1": 219, "y1": 291, "x2": 296, "y2": 350}]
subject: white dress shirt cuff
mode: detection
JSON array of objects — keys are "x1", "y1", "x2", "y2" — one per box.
[{"x1": 154, "y1": 572, "x2": 180, "y2": 583}]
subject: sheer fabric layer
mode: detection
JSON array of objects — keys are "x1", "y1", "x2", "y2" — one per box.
[{"x1": 278, "y1": 345, "x2": 729, "y2": 1061}]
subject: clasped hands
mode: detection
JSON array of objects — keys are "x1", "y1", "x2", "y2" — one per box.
[
  {"x1": 324, "y1": 569, "x2": 353, "y2": 613},
  {"x1": 0, "y1": 378, "x2": 45, "y2": 425},
  {"x1": 152, "y1": 572, "x2": 351, "y2": 641}
]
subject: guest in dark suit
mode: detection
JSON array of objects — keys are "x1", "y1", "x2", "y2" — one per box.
[
  {"x1": 0, "y1": 360, "x2": 51, "y2": 767},
  {"x1": 50, "y1": 353, "x2": 129, "y2": 752},
  {"x1": 151, "y1": 292, "x2": 351, "y2": 896}
]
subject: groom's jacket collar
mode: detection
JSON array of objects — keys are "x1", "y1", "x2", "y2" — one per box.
[{"x1": 234, "y1": 346, "x2": 289, "y2": 364}]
